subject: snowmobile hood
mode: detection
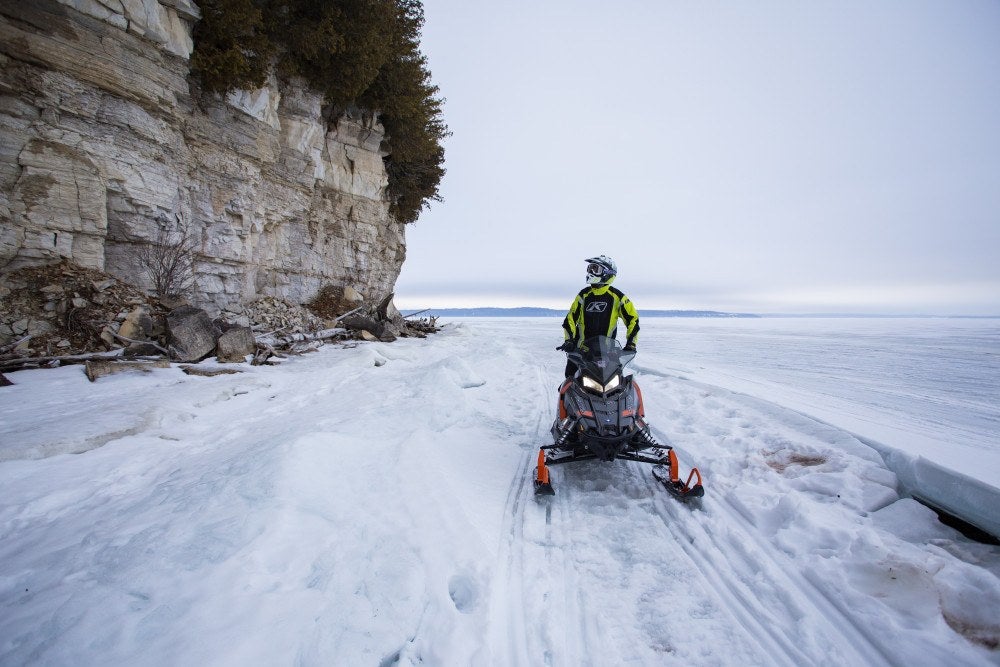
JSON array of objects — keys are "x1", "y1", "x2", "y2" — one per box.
[{"x1": 571, "y1": 336, "x2": 632, "y2": 385}]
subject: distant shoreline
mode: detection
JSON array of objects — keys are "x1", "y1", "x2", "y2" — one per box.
[
  {"x1": 402, "y1": 307, "x2": 1000, "y2": 319},
  {"x1": 405, "y1": 307, "x2": 756, "y2": 318}
]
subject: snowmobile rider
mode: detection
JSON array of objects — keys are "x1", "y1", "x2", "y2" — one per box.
[{"x1": 558, "y1": 255, "x2": 640, "y2": 378}]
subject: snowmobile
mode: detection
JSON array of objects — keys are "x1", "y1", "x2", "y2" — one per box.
[{"x1": 534, "y1": 336, "x2": 704, "y2": 502}]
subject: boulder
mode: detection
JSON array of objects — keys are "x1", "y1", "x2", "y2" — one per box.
[
  {"x1": 26, "y1": 319, "x2": 54, "y2": 336},
  {"x1": 379, "y1": 322, "x2": 400, "y2": 342},
  {"x1": 159, "y1": 295, "x2": 191, "y2": 311},
  {"x1": 216, "y1": 325, "x2": 255, "y2": 363},
  {"x1": 343, "y1": 286, "x2": 364, "y2": 305},
  {"x1": 166, "y1": 305, "x2": 217, "y2": 362},
  {"x1": 118, "y1": 307, "x2": 153, "y2": 340}
]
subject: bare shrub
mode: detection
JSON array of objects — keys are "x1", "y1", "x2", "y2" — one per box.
[{"x1": 135, "y1": 226, "x2": 198, "y2": 299}]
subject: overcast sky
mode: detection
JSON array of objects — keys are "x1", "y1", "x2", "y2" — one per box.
[{"x1": 393, "y1": 1, "x2": 1000, "y2": 315}]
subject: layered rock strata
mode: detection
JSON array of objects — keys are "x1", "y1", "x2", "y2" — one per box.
[{"x1": 0, "y1": 0, "x2": 406, "y2": 316}]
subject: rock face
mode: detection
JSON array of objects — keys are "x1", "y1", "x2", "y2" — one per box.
[{"x1": 0, "y1": 0, "x2": 406, "y2": 316}]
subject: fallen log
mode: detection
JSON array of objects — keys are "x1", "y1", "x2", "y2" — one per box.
[
  {"x1": 338, "y1": 305, "x2": 365, "y2": 320},
  {"x1": 286, "y1": 341, "x2": 324, "y2": 355},
  {"x1": 112, "y1": 332, "x2": 170, "y2": 356},
  {"x1": 255, "y1": 327, "x2": 348, "y2": 349},
  {"x1": 0, "y1": 335, "x2": 32, "y2": 355},
  {"x1": 180, "y1": 365, "x2": 244, "y2": 377},
  {"x1": 85, "y1": 358, "x2": 171, "y2": 382},
  {"x1": 1, "y1": 349, "x2": 125, "y2": 372}
]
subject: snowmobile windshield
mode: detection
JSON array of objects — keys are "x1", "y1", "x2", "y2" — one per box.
[{"x1": 573, "y1": 336, "x2": 633, "y2": 385}]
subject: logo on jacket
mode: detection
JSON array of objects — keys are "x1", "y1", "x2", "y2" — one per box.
[{"x1": 586, "y1": 302, "x2": 608, "y2": 313}]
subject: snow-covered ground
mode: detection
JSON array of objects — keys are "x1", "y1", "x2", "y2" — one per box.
[
  {"x1": 1, "y1": 317, "x2": 998, "y2": 666},
  {"x1": 636, "y1": 317, "x2": 1000, "y2": 539}
]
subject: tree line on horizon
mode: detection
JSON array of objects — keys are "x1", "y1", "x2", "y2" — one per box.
[{"x1": 190, "y1": 0, "x2": 447, "y2": 224}]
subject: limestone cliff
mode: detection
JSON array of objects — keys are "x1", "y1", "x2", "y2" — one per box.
[{"x1": 0, "y1": 0, "x2": 406, "y2": 317}]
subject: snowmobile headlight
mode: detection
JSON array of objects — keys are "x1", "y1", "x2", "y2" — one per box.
[
  {"x1": 582, "y1": 375, "x2": 604, "y2": 393},
  {"x1": 582, "y1": 374, "x2": 621, "y2": 394}
]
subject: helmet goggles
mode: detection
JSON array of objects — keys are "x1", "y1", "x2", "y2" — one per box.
[{"x1": 585, "y1": 255, "x2": 617, "y2": 285}]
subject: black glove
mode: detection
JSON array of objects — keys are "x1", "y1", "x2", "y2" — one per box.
[
  {"x1": 556, "y1": 341, "x2": 576, "y2": 352},
  {"x1": 624, "y1": 343, "x2": 636, "y2": 353}
]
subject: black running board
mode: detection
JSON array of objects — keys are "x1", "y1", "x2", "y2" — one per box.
[{"x1": 542, "y1": 447, "x2": 672, "y2": 467}]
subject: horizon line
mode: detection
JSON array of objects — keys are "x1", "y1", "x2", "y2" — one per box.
[{"x1": 397, "y1": 306, "x2": 1000, "y2": 319}]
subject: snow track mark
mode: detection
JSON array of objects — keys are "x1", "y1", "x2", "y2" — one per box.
[
  {"x1": 644, "y1": 457, "x2": 895, "y2": 666},
  {"x1": 488, "y1": 355, "x2": 557, "y2": 665},
  {"x1": 636, "y1": 368, "x2": 903, "y2": 666}
]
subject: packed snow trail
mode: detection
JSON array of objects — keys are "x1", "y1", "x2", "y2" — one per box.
[
  {"x1": 501, "y1": 377, "x2": 892, "y2": 665},
  {"x1": 1, "y1": 319, "x2": 999, "y2": 666}
]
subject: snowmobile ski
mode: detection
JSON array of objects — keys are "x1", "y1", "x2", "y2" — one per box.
[
  {"x1": 533, "y1": 450, "x2": 555, "y2": 496},
  {"x1": 652, "y1": 451, "x2": 704, "y2": 502}
]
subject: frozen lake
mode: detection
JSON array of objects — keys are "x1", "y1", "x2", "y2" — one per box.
[{"x1": 453, "y1": 316, "x2": 1000, "y2": 491}]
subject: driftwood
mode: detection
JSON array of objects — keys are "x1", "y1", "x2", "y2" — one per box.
[
  {"x1": 339, "y1": 305, "x2": 365, "y2": 320},
  {"x1": 402, "y1": 309, "x2": 430, "y2": 319},
  {"x1": 1, "y1": 349, "x2": 125, "y2": 372},
  {"x1": 285, "y1": 341, "x2": 324, "y2": 355},
  {"x1": 251, "y1": 325, "x2": 289, "y2": 337},
  {"x1": 85, "y1": 358, "x2": 170, "y2": 382},
  {"x1": 402, "y1": 316, "x2": 439, "y2": 338},
  {"x1": 112, "y1": 332, "x2": 170, "y2": 356},
  {"x1": 0, "y1": 335, "x2": 32, "y2": 354},
  {"x1": 251, "y1": 345, "x2": 277, "y2": 366},
  {"x1": 255, "y1": 327, "x2": 348, "y2": 349},
  {"x1": 180, "y1": 365, "x2": 244, "y2": 377}
]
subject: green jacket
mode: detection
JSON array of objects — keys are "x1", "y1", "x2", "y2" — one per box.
[{"x1": 562, "y1": 284, "x2": 640, "y2": 348}]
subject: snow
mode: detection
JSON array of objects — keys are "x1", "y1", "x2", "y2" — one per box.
[{"x1": 1, "y1": 317, "x2": 999, "y2": 666}]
